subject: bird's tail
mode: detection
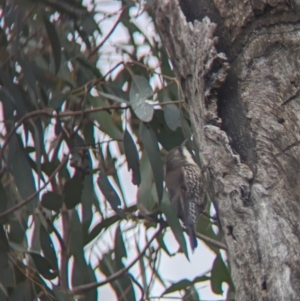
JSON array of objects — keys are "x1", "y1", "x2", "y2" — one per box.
[{"x1": 187, "y1": 224, "x2": 198, "y2": 251}]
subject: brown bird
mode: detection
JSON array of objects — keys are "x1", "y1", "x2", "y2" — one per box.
[{"x1": 165, "y1": 141, "x2": 206, "y2": 251}]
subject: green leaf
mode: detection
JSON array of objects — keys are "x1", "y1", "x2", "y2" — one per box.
[
  {"x1": 81, "y1": 156, "x2": 98, "y2": 234},
  {"x1": 99, "y1": 253, "x2": 136, "y2": 301},
  {"x1": 163, "y1": 98, "x2": 181, "y2": 131},
  {"x1": 9, "y1": 281, "x2": 32, "y2": 301},
  {"x1": 0, "y1": 181, "x2": 8, "y2": 224},
  {"x1": 139, "y1": 122, "x2": 164, "y2": 202},
  {"x1": 18, "y1": 55, "x2": 37, "y2": 95},
  {"x1": 161, "y1": 274, "x2": 210, "y2": 297},
  {"x1": 97, "y1": 170, "x2": 124, "y2": 216},
  {"x1": 41, "y1": 191, "x2": 63, "y2": 212},
  {"x1": 89, "y1": 95, "x2": 123, "y2": 140},
  {"x1": 82, "y1": 121, "x2": 95, "y2": 147},
  {"x1": 41, "y1": 159, "x2": 60, "y2": 176},
  {"x1": 150, "y1": 110, "x2": 185, "y2": 151},
  {"x1": 114, "y1": 224, "x2": 127, "y2": 262},
  {"x1": 69, "y1": 209, "x2": 84, "y2": 257},
  {"x1": 98, "y1": 91, "x2": 129, "y2": 104},
  {"x1": 0, "y1": 226, "x2": 8, "y2": 251},
  {"x1": 84, "y1": 215, "x2": 119, "y2": 246},
  {"x1": 8, "y1": 134, "x2": 37, "y2": 214},
  {"x1": 136, "y1": 241, "x2": 147, "y2": 293},
  {"x1": 0, "y1": 225, "x2": 9, "y2": 271},
  {"x1": 161, "y1": 190, "x2": 189, "y2": 259},
  {"x1": 130, "y1": 75, "x2": 154, "y2": 122},
  {"x1": 183, "y1": 284, "x2": 200, "y2": 301},
  {"x1": 84, "y1": 205, "x2": 137, "y2": 245},
  {"x1": 196, "y1": 213, "x2": 222, "y2": 255},
  {"x1": 29, "y1": 253, "x2": 58, "y2": 280},
  {"x1": 48, "y1": 91, "x2": 70, "y2": 109},
  {"x1": 63, "y1": 173, "x2": 84, "y2": 209},
  {"x1": 162, "y1": 279, "x2": 192, "y2": 296},
  {"x1": 78, "y1": 13, "x2": 99, "y2": 35},
  {"x1": 43, "y1": 15, "x2": 61, "y2": 74},
  {"x1": 156, "y1": 232, "x2": 172, "y2": 256},
  {"x1": 39, "y1": 224, "x2": 58, "y2": 271},
  {"x1": 211, "y1": 253, "x2": 232, "y2": 295},
  {"x1": 32, "y1": 122, "x2": 42, "y2": 187},
  {"x1": 137, "y1": 151, "x2": 159, "y2": 215},
  {"x1": 123, "y1": 129, "x2": 141, "y2": 186}
]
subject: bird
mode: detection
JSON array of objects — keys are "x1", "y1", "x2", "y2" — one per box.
[{"x1": 165, "y1": 140, "x2": 206, "y2": 251}]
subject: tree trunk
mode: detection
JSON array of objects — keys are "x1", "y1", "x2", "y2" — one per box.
[{"x1": 153, "y1": 1, "x2": 300, "y2": 300}]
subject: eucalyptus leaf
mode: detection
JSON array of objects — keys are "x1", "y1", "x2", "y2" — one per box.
[
  {"x1": 211, "y1": 253, "x2": 232, "y2": 295},
  {"x1": 41, "y1": 191, "x2": 63, "y2": 212},
  {"x1": 8, "y1": 134, "x2": 37, "y2": 214},
  {"x1": 63, "y1": 173, "x2": 84, "y2": 209},
  {"x1": 161, "y1": 279, "x2": 192, "y2": 296},
  {"x1": 161, "y1": 190, "x2": 189, "y2": 260},
  {"x1": 29, "y1": 253, "x2": 58, "y2": 280},
  {"x1": 130, "y1": 75, "x2": 154, "y2": 122},
  {"x1": 139, "y1": 122, "x2": 163, "y2": 202},
  {"x1": 97, "y1": 170, "x2": 124, "y2": 217},
  {"x1": 48, "y1": 91, "x2": 70, "y2": 109},
  {"x1": 123, "y1": 129, "x2": 141, "y2": 186},
  {"x1": 43, "y1": 15, "x2": 61, "y2": 74},
  {"x1": 137, "y1": 151, "x2": 159, "y2": 215},
  {"x1": 98, "y1": 91, "x2": 129, "y2": 104},
  {"x1": 39, "y1": 224, "x2": 58, "y2": 271},
  {"x1": 163, "y1": 102, "x2": 181, "y2": 131}
]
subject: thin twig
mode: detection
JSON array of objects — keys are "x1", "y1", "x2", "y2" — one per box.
[
  {"x1": 72, "y1": 225, "x2": 163, "y2": 295},
  {"x1": 0, "y1": 155, "x2": 69, "y2": 218},
  {"x1": 129, "y1": 273, "x2": 145, "y2": 301},
  {"x1": 0, "y1": 100, "x2": 182, "y2": 161},
  {"x1": 88, "y1": 7, "x2": 127, "y2": 58}
]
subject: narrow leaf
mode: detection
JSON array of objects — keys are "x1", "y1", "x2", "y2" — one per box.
[
  {"x1": 39, "y1": 224, "x2": 58, "y2": 270},
  {"x1": 97, "y1": 170, "x2": 124, "y2": 217},
  {"x1": 0, "y1": 182, "x2": 8, "y2": 224},
  {"x1": 139, "y1": 122, "x2": 163, "y2": 202},
  {"x1": 43, "y1": 15, "x2": 61, "y2": 74},
  {"x1": 8, "y1": 134, "x2": 37, "y2": 214},
  {"x1": 114, "y1": 224, "x2": 127, "y2": 262},
  {"x1": 161, "y1": 279, "x2": 192, "y2": 296},
  {"x1": 161, "y1": 190, "x2": 189, "y2": 259},
  {"x1": 98, "y1": 91, "x2": 129, "y2": 104},
  {"x1": 211, "y1": 253, "x2": 232, "y2": 295},
  {"x1": 29, "y1": 253, "x2": 58, "y2": 280},
  {"x1": 123, "y1": 129, "x2": 141, "y2": 185},
  {"x1": 48, "y1": 91, "x2": 70, "y2": 109}
]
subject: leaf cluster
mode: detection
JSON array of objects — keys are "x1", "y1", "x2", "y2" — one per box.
[{"x1": 0, "y1": 0, "x2": 234, "y2": 300}]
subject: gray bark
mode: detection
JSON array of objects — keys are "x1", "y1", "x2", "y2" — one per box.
[{"x1": 153, "y1": 0, "x2": 300, "y2": 300}]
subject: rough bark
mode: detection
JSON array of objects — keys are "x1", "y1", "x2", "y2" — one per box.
[{"x1": 153, "y1": 0, "x2": 300, "y2": 300}]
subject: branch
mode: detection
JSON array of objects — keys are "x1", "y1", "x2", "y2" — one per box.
[
  {"x1": 0, "y1": 155, "x2": 69, "y2": 218},
  {"x1": 71, "y1": 225, "x2": 163, "y2": 295},
  {"x1": 0, "y1": 100, "x2": 182, "y2": 161},
  {"x1": 88, "y1": 7, "x2": 127, "y2": 58}
]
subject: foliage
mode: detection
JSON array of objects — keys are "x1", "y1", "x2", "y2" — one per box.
[{"x1": 0, "y1": 0, "x2": 233, "y2": 300}]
